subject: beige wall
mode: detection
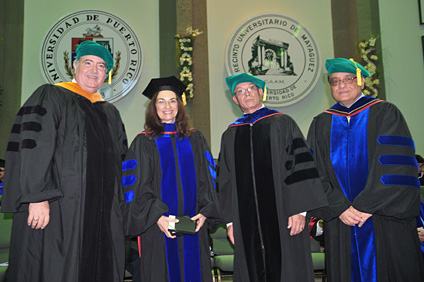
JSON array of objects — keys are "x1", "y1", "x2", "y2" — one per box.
[
  {"x1": 207, "y1": 0, "x2": 334, "y2": 156},
  {"x1": 379, "y1": 1, "x2": 424, "y2": 154},
  {"x1": 0, "y1": 0, "x2": 24, "y2": 160},
  {"x1": 22, "y1": 0, "x2": 159, "y2": 143},
  {"x1": 19, "y1": 0, "x2": 424, "y2": 156}
]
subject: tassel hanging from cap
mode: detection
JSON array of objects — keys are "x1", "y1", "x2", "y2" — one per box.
[
  {"x1": 108, "y1": 69, "x2": 112, "y2": 85},
  {"x1": 349, "y1": 58, "x2": 362, "y2": 86},
  {"x1": 182, "y1": 92, "x2": 187, "y2": 106},
  {"x1": 262, "y1": 86, "x2": 267, "y2": 102}
]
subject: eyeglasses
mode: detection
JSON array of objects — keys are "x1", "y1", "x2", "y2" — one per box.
[
  {"x1": 234, "y1": 85, "x2": 258, "y2": 96},
  {"x1": 329, "y1": 76, "x2": 357, "y2": 87}
]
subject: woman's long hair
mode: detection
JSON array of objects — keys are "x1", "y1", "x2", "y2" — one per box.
[{"x1": 144, "y1": 91, "x2": 192, "y2": 139}]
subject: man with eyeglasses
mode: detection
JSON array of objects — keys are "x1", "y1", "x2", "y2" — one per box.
[
  {"x1": 217, "y1": 73, "x2": 327, "y2": 281},
  {"x1": 308, "y1": 58, "x2": 424, "y2": 281}
]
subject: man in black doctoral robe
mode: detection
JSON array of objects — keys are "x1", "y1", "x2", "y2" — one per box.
[
  {"x1": 217, "y1": 73, "x2": 328, "y2": 282},
  {"x1": 1, "y1": 41, "x2": 128, "y2": 282},
  {"x1": 308, "y1": 58, "x2": 424, "y2": 281}
]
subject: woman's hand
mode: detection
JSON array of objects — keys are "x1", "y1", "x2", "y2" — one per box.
[
  {"x1": 157, "y1": 215, "x2": 179, "y2": 239},
  {"x1": 191, "y1": 213, "x2": 207, "y2": 232}
]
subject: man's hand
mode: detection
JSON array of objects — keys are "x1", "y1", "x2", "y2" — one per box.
[
  {"x1": 0, "y1": 167, "x2": 4, "y2": 182},
  {"x1": 157, "y1": 215, "x2": 179, "y2": 239},
  {"x1": 28, "y1": 201, "x2": 50, "y2": 229},
  {"x1": 227, "y1": 224, "x2": 235, "y2": 245},
  {"x1": 287, "y1": 214, "x2": 306, "y2": 236},
  {"x1": 191, "y1": 213, "x2": 206, "y2": 232},
  {"x1": 419, "y1": 229, "x2": 424, "y2": 242},
  {"x1": 339, "y1": 206, "x2": 370, "y2": 226},
  {"x1": 355, "y1": 210, "x2": 372, "y2": 227}
]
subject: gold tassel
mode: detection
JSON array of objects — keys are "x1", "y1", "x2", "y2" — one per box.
[
  {"x1": 349, "y1": 58, "x2": 361, "y2": 86},
  {"x1": 182, "y1": 93, "x2": 187, "y2": 106},
  {"x1": 108, "y1": 70, "x2": 112, "y2": 85},
  {"x1": 262, "y1": 86, "x2": 267, "y2": 102},
  {"x1": 356, "y1": 67, "x2": 361, "y2": 86}
]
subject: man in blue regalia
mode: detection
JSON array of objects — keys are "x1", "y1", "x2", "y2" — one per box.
[
  {"x1": 217, "y1": 73, "x2": 328, "y2": 281},
  {"x1": 307, "y1": 58, "x2": 424, "y2": 281}
]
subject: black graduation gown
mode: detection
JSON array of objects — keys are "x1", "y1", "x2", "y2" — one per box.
[
  {"x1": 122, "y1": 124, "x2": 219, "y2": 282},
  {"x1": 308, "y1": 97, "x2": 424, "y2": 282},
  {"x1": 216, "y1": 107, "x2": 328, "y2": 282},
  {"x1": 1, "y1": 84, "x2": 128, "y2": 282}
]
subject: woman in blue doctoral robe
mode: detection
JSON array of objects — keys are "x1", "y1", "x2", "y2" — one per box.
[{"x1": 122, "y1": 76, "x2": 219, "y2": 282}]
